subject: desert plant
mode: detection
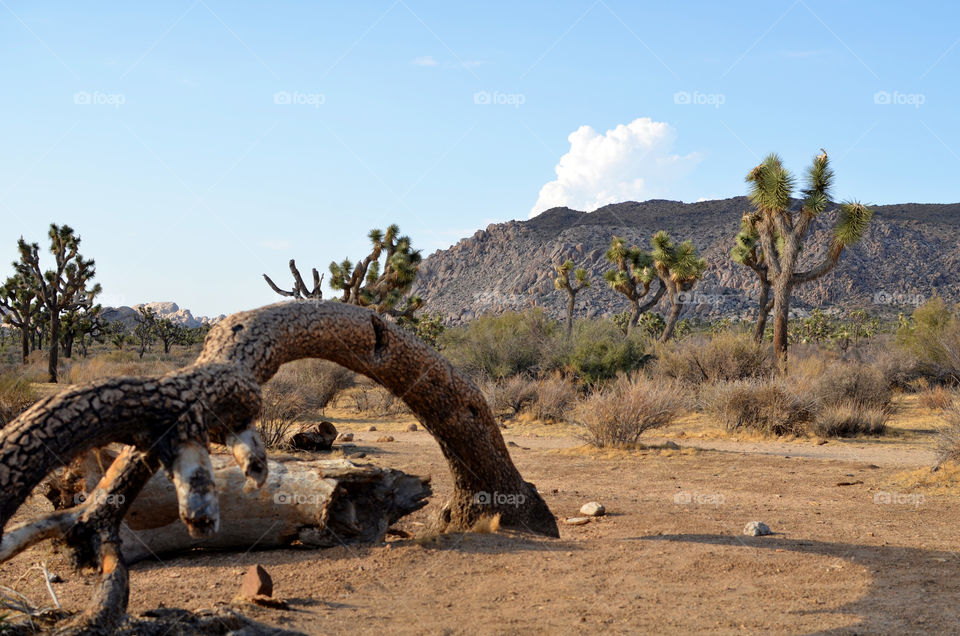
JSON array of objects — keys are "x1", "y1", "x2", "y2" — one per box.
[
  {"x1": 936, "y1": 403, "x2": 960, "y2": 465},
  {"x1": 811, "y1": 402, "x2": 887, "y2": 437},
  {"x1": 744, "y1": 151, "x2": 873, "y2": 371},
  {"x1": 496, "y1": 375, "x2": 539, "y2": 416},
  {"x1": 809, "y1": 361, "x2": 891, "y2": 413},
  {"x1": 0, "y1": 372, "x2": 37, "y2": 426},
  {"x1": 554, "y1": 260, "x2": 590, "y2": 339},
  {"x1": 701, "y1": 379, "x2": 816, "y2": 436},
  {"x1": 654, "y1": 331, "x2": 771, "y2": 386},
  {"x1": 650, "y1": 231, "x2": 707, "y2": 342},
  {"x1": 530, "y1": 374, "x2": 578, "y2": 422},
  {"x1": 731, "y1": 215, "x2": 773, "y2": 342},
  {"x1": 575, "y1": 374, "x2": 683, "y2": 447},
  {"x1": 279, "y1": 359, "x2": 355, "y2": 411},
  {"x1": 0, "y1": 274, "x2": 41, "y2": 363},
  {"x1": 896, "y1": 298, "x2": 960, "y2": 382},
  {"x1": 259, "y1": 375, "x2": 308, "y2": 449},
  {"x1": 564, "y1": 319, "x2": 650, "y2": 385},
  {"x1": 603, "y1": 237, "x2": 664, "y2": 335},
  {"x1": 918, "y1": 386, "x2": 954, "y2": 411},
  {"x1": 440, "y1": 309, "x2": 561, "y2": 379}
]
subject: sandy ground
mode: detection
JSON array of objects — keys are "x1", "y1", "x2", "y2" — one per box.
[{"x1": 3, "y1": 396, "x2": 959, "y2": 635}]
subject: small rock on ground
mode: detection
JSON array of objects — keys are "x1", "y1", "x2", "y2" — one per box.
[
  {"x1": 564, "y1": 517, "x2": 591, "y2": 526},
  {"x1": 743, "y1": 521, "x2": 772, "y2": 536},
  {"x1": 579, "y1": 502, "x2": 605, "y2": 517},
  {"x1": 407, "y1": 424, "x2": 418, "y2": 431},
  {"x1": 337, "y1": 433, "x2": 354, "y2": 443},
  {"x1": 241, "y1": 564, "x2": 273, "y2": 599},
  {"x1": 376, "y1": 435, "x2": 395, "y2": 443}
]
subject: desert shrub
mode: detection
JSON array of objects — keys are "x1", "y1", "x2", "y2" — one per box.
[
  {"x1": 701, "y1": 379, "x2": 816, "y2": 436},
  {"x1": 277, "y1": 359, "x2": 354, "y2": 411},
  {"x1": 918, "y1": 385, "x2": 954, "y2": 411},
  {"x1": 809, "y1": 361, "x2": 891, "y2": 412},
  {"x1": 258, "y1": 375, "x2": 307, "y2": 449},
  {"x1": 0, "y1": 372, "x2": 37, "y2": 426},
  {"x1": 810, "y1": 402, "x2": 888, "y2": 437},
  {"x1": 530, "y1": 374, "x2": 578, "y2": 422},
  {"x1": 575, "y1": 374, "x2": 683, "y2": 447},
  {"x1": 563, "y1": 319, "x2": 650, "y2": 385},
  {"x1": 370, "y1": 386, "x2": 411, "y2": 416},
  {"x1": 654, "y1": 331, "x2": 771, "y2": 385},
  {"x1": 937, "y1": 403, "x2": 960, "y2": 465},
  {"x1": 495, "y1": 375, "x2": 539, "y2": 415},
  {"x1": 868, "y1": 340, "x2": 921, "y2": 389},
  {"x1": 351, "y1": 384, "x2": 373, "y2": 412},
  {"x1": 64, "y1": 351, "x2": 179, "y2": 384},
  {"x1": 896, "y1": 298, "x2": 960, "y2": 382},
  {"x1": 440, "y1": 309, "x2": 561, "y2": 379}
]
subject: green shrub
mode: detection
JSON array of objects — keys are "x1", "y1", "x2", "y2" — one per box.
[
  {"x1": 564, "y1": 319, "x2": 650, "y2": 385},
  {"x1": 440, "y1": 309, "x2": 561, "y2": 379},
  {"x1": 575, "y1": 374, "x2": 683, "y2": 447},
  {"x1": 896, "y1": 298, "x2": 960, "y2": 382}
]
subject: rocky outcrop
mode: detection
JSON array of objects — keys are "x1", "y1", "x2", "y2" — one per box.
[
  {"x1": 101, "y1": 302, "x2": 226, "y2": 329},
  {"x1": 412, "y1": 197, "x2": 960, "y2": 324}
]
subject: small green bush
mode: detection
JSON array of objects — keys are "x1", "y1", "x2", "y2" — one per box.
[
  {"x1": 564, "y1": 319, "x2": 651, "y2": 385},
  {"x1": 440, "y1": 309, "x2": 561, "y2": 379},
  {"x1": 654, "y1": 331, "x2": 771, "y2": 385}
]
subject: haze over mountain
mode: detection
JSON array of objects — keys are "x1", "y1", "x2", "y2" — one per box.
[{"x1": 411, "y1": 197, "x2": 960, "y2": 324}]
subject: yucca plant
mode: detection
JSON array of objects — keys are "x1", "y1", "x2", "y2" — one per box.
[
  {"x1": 603, "y1": 237, "x2": 664, "y2": 336},
  {"x1": 731, "y1": 215, "x2": 772, "y2": 343},
  {"x1": 650, "y1": 231, "x2": 707, "y2": 342},
  {"x1": 744, "y1": 150, "x2": 873, "y2": 371},
  {"x1": 554, "y1": 260, "x2": 590, "y2": 339}
]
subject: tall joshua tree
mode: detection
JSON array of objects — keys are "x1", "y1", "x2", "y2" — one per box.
[
  {"x1": 328, "y1": 224, "x2": 423, "y2": 320},
  {"x1": 553, "y1": 260, "x2": 590, "y2": 339},
  {"x1": 16, "y1": 225, "x2": 100, "y2": 382},
  {"x1": 650, "y1": 231, "x2": 707, "y2": 342},
  {"x1": 731, "y1": 215, "x2": 772, "y2": 342},
  {"x1": 603, "y1": 237, "x2": 664, "y2": 336},
  {"x1": 745, "y1": 150, "x2": 873, "y2": 371},
  {"x1": 0, "y1": 273, "x2": 41, "y2": 363}
]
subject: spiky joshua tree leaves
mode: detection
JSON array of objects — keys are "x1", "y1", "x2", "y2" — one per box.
[
  {"x1": 651, "y1": 231, "x2": 707, "y2": 342},
  {"x1": 554, "y1": 260, "x2": 590, "y2": 339},
  {"x1": 745, "y1": 150, "x2": 873, "y2": 371},
  {"x1": 603, "y1": 237, "x2": 664, "y2": 336},
  {"x1": 328, "y1": 224, "x2": 424, "y2": 321}
]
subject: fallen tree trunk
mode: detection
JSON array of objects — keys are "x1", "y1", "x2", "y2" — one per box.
[{"x1": 120, "y1": 455, "x2": 430, "y2": 562}]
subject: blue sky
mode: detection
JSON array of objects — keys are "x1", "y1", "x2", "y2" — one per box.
[{"x1": 1, "y1": 1, "x2": 957, "y2": 316}]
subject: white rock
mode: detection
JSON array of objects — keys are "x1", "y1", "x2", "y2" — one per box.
[
  {"x1": 743, "y1": 521, "x2": 772, "y2": 536},
  {"x1": 579, "y1": 501, "x2": 605, "y2": 517}
]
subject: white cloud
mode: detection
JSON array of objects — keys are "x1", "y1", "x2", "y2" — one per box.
[
  {"x1": 529, "y1": 117, "x2": 701, "y2": 217},
  {"x1": 412, "y1": 55, "x2": 440, "y2": 67}
]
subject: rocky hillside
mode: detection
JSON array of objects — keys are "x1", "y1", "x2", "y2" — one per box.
[
  {"x1": 101, "y1": 302, "x2": 225, "y2": 330},
  {"x1": 411, "y1": 197, "x2": 960, "y2": 324}
]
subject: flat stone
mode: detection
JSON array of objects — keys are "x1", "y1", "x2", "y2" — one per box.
[{"x1": 564, "y1": 517, "x2": 591, "y2": 526}]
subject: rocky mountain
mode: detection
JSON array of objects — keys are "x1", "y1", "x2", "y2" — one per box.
[
  {"x1": 101, "y1": 302, "x2": 226, "y2": 330},
  {"x1": 411, "y1": 197, "x2": 960, "y2": 324}
]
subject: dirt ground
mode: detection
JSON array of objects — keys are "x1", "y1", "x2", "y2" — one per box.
[{"x1": 3, "y1": 395, "x2": 960, "y2": 635}]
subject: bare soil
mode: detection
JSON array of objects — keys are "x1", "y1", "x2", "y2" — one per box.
[{"x1": 3, "y1": 396, "x2": 959, "y2": 635}]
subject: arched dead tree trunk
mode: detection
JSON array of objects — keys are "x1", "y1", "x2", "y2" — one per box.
[{"x1": 0, "y1": 301, "x2": 556, "y2": 633}]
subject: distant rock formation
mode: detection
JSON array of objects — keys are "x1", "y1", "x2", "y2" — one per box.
[{"x1": 101, "y1": 302, "x2": 226, "y2": 330}]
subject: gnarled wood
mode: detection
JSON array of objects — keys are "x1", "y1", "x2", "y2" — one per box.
[{"x1": 0, "y1": 300, "x2": 556, "y2": 632}]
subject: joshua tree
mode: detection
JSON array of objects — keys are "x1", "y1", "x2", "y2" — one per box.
[
  {"x1": 328, "y1": 224, "x2": 423, "y2": 320},
  {"x1": 263, "y1": 259, "x2": 324, "y2": 299},
  {"x1": 60, "y1": 293, "x2": 101, "y2": 358},
  {"x1": 650, "y1": 231, "x2": 707, "y2": 342},
  {"x1": 554, "y1": 260, "x2": 590, "y2": 339},
  {"x1": 731, "y1": 214, "x2": 773, "y2": 342},
  {"x1": 0, "y1": 273, "x2": 41, "y2": 363},
  {"x1": 109, "y1": 321, "x2": 128, "y2": 351},
  {"x1": 603, "y1": 237, "x2": 665, "y2": 335},
  {"x1": 745, "y1": 150, "x2": 873, "y2": 371},
  {"x1": 134, "y1": 306, "x2": 157, "y2": 359},
  {"x1": 15, "y1": 224, "x2": 101, "y2": 382},
  {"x1": 154, "y1": 316, "x2": 184, "y2": 354}
]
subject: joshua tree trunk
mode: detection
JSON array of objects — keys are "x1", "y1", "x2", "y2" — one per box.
[
  {"x1": 771, "y1": 280, "x2": 792, "y2": 373},
  {"x1": 47, "y1": 309, "x2": 59, "y2": 382},
  {"x1": 661, "y1": 300, "x2": 683, "y2": 342},
  {"x1": 63, "y1": 330, "x2": 75, "y2": 359},
  {"x1": 753, "y1": 283, "x2": 772, "y2": 343},
  {"x1": 0, "y1": 301, "x2": 557, "y2": 633},
  {"x1": 19, "y1": 326, "x2": 29, "y2": 363},
  {"x1": 565, "y1": 294, "x2": 576, "y2": 339}
]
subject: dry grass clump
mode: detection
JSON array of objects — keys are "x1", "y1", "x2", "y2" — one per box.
[
  {"x1": 917, "y1": 385, "x2": 955, "y2": 411},
  {"x1": 810, "y1": 403, "x2": 888, "y2": 437},
  {"x1": 529, "y1": 374, "x2": 577, "y2": 422},
  {"x1": 258, "y1": 375, "x2": 308, "y2": 449},
  {"x1": 575, "y1": 374, "x2": 683, "y2": 448},
  {"x1": 492, "y1": 375, "x2": 538, "y2": 416},
  {"x1": 653, "y1": 332, "x2": 771, "y2": 386},
  {"x1": 807, "y1": 362, "x2": 892, "y2": 436},
  {"x1": 0, "y1": 372, "x2": 37, "y2": 426},
  {"x1": 63, "y1": 352, "x2": 179, "y2": 384},
  {"x1": 936, "y1": 403, "x2": 960, "y2": 466},
  {"x1": 701, "y1": 379, "x2": 816, "y2": 436},
  {"x1": 277, "y1": 359, "x2": 355, "y2": 411}
]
